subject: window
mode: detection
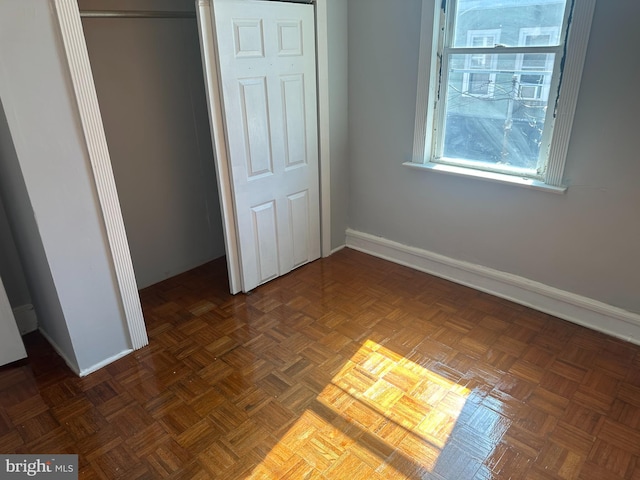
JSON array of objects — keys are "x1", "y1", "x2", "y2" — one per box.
[
  {"x1": 409, "y1": 0, "x2": 596, "y2": 190},
  {"x1": 462, "y1": 30, "x2": 501, "y2": 97},
  {"x1": 516, "y1": 27, "x2": 558, "y2": 101}
]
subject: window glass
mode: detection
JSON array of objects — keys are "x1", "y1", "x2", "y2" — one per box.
[
  {"x1": 452, "y1": 0, "x2": 567, "y2": 48},
  {"x1": 463, "y1": 30, "x2": 500, "y2": 97},
  {"x1": 443, "y1": 53, "x2": 554, "y2": 170}
]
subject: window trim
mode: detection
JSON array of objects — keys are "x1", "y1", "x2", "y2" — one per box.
[{"x1": 409, "y1": 0, "x2": 596, "y2": 189}]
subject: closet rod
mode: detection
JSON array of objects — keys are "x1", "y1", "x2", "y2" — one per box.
[{"x1": 80, "y1": 10, "x2": 196, "y2": 19}]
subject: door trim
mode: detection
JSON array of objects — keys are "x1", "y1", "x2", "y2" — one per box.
[
  {"x1": 315, "y1": 0, "x2": 332, "y2": 259},
  {"x1": 53, "y1": 0, "x2": 148, "y2": 350},
  {"x1": 196, "y1": 0, "x2": 243, "y2": 293}
]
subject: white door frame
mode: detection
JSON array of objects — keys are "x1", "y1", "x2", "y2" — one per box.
[{"x1": 52, "y1": 0, "x2": 331, "y2": 346}]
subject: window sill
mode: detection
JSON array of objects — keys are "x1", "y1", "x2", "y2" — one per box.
[{"x1": 402, "y1": 161, "x2": 567, "y2": 194}]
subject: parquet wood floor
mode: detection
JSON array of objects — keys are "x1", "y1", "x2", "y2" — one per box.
[{"x1": 2, "y1": 248, "x2": 640, "y2": 479}]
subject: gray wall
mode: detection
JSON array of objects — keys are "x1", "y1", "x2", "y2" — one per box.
[
  {"x1": 0, "y1": 97, "x2": 77, "y2": 369},
  {"x1": 327, "y1": 0, "x2": 349, "y2": 250},
  {"x1": 81, "y1": 2, "x2": 225, "y2": 289},
  {"x1": 347, "y1": 0, "x2": 640, "y2": 315},
  {"x1": 0, "y1": 1, "x2": 131, "y2": 372},
  {"x1": 0, "y1": 195, "x2": 31, "y2": 309}
]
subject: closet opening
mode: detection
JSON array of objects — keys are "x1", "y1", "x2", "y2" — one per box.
[{"x1": 80, "y1": 2, "x2": 228, "y2": 292}]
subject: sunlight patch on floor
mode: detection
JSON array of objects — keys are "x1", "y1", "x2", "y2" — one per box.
[{"x1": 248, "y1": 340, "x2": 470, "y2": 479}]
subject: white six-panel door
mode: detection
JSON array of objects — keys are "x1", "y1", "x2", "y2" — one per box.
[{"x1": 212, "y1": 0, "x2": 320, "y2": 292}]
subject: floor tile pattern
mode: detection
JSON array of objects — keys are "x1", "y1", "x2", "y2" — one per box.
[{"x1": 1, "y1": 249, "x2": 640, "y2": 479}]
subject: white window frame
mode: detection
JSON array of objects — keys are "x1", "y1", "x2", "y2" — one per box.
[
  {"x1": 462, "y1": 29, "x2": 501, "y2": 98},
  {"x1": 407, "y1": 0, "x2": 596, "y2": 192}
]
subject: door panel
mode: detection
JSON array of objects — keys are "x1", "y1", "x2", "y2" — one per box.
[
  {"x1": 213, "y1": 0, "x2": 320, "y2": 292},
  {"x1": 252, "y1": 200, "x2": 279, "y2": 284},
  {"x1": 288, "y1": 190, "x2": 310, "y2": 268},
  {"x1": 281, "y1": 74, "x2": 307, "y2": 168},
  {"x1": 238, "y1": 77, "x2": 273, "y2": 178}
]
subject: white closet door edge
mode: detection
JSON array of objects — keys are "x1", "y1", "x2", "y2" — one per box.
[{"x1": 196, "y1": 0, "x2": 243, "y2": 294}]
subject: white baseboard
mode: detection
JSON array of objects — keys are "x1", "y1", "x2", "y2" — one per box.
[
  {"x1": 78, "y1": 349, "x2": 132, "y2": 377},
  {"x1": 346, "y1": 229, "x2": 640, "y2": 346},
  {"x1": 38, "y1": 326, "x2": 132, "y2": 377},
  {"x1": 330, "y1": 244, "x2": 346, "y2": 255},
  {"x1": 13, "y1": 304, "x2": 38, "y2": 334}
]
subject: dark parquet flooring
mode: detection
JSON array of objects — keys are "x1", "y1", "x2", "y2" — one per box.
[{"x1": 2, "y1": 249, "x2": 640, "y2": 479}]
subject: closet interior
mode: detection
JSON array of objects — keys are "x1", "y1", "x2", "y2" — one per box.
[{"x1": 79, "y1": 0, "x2": 226, "y2": 289}]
